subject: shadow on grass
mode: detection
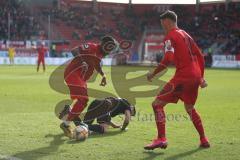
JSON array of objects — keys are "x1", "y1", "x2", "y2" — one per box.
[
  {"x1": 90, "y1": 129, "x2": 125, "y2": 139},
  {"x1": 142, "y1": 147, "x2": 204, "y2": 160},
  {"x1": 12, "y1": 133, "x2": 65, "y2": 160},
  {"x1": 165, "y1": 148, "x2": 204, "y2": 160},
  {"x1": 142, "y1": 151, "x2": 165, "y2": 160},
  {"x1": 67, "y1": 129, "x2": 124, "y2": 144}
]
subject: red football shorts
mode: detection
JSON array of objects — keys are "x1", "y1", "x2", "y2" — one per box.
[
  {"x1": 37, "y1": 57, "x2": 45, "y2": 65},
  {"x1": 156, "y1": 77, "x2": 201, "y2": 105},
  {"x1": 64, "y1": 70, "x2": 88, "y2": 100}
]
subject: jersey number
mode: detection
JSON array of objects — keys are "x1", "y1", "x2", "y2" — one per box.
[{"x1": 83, "y1": 44, "x2": 89, "y2": 49}]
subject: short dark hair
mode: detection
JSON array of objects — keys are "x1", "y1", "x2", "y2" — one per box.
[
  {"x1": 160, "y1": 10, "x2": 177, "y2": 23},
  {"x1": 101, "y1": 35, "x2": 115, "y2": 44},
  {"x1": 100, "y1": 35, "x2": 117, "y2": 55}
]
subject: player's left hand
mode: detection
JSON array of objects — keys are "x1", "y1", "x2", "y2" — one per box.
[
  {"x1": 100, "y1": 76, "x2": 107, "y2": 86},
  {"x1": 200, "y1": 79, "x2": 208, "y2": 88}
]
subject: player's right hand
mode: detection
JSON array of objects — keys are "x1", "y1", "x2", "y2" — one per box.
[
  {"x1": 147, "y1": 72, "x2": 154, "y2": 82},
  {"x1": 200, "y1": 79, "x2": 208, "y2": 88}
]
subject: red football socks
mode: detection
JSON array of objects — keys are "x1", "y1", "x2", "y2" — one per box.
[
  {"x1": 187, "y1": 108, "x2": 206, "y2": 138},
  {"x1": 153, "y1": 104, "x2": 166, "y2": 139},
  {"x1": 67, "y1": 99, "x2": 87, "y2": 121}
]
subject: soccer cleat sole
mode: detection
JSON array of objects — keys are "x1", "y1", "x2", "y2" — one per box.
[
  {"x1": 199, "y1": 142, "x2": 210, "y2": 148},
  {"x1": 144, "y1": 142, "x2": 168, "y2": 150}
]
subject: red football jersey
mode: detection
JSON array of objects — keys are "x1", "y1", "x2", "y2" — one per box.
[
  {"x1": 37, "y1": 47, "x2": 47, "y2": 59},
  {"x1": 64, "y1": 42, "x2": 104, "y2": 81},
  {"x1": 156, "y1": 27, "x2": 204, "y2": 79}
]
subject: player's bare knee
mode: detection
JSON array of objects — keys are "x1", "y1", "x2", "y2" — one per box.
[
  {"x1": 152, "y1": 99, "x2": 159, "y2": 107},
  {"x1": 184, "y1": 103, "x2": 195, "y2": 112},
  {"x1": 152, "y1": 99, "x2": 165, "y2": 110}
]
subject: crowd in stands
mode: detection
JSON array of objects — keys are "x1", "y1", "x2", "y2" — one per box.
[
  {"x1": 43, "y1": 5, "x2": 142, "y2": 41},
  {"x1": 44, "y1": 1, "x2": 239, "y2": 55},
  {"x1": 0, "y1": 0, "x2": 45, "y2": 40},
  {"x1": 173, "y1": 3, "x2": 240, "y2": 55},
  {"x1": 0, "y1": 0, "x2": 239, "y2": 56},
  {"x1": 43, "y1": 2, "x2": 165, "y2": 42}
]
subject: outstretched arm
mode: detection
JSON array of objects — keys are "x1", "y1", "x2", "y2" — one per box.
[
  {"x1": 94, "y1": 62, "x2": 107, "y2": 86},
  {"x1": 108, "y1": 121, "x2": 121, "y2": 128},
  {"x1": 120, "y1": 110, "x2": 131, "y2": 131},
  {"x1": 147, "y1": 39, "x2": 174, "y2": 82},
  {"x1": 147, "y1": 52, "x2": 174, "y2": 82}
]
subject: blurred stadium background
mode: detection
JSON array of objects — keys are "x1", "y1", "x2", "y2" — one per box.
[
  {"x1": 0, "y1": 0, "x2": 239, "y2": 68},
  {"x1": 1, "y1": 1, "x2": 240, "y2": 160}
]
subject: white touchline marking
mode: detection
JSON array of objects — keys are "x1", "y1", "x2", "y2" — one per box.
[{"x1": 0, "y1": 154, "x2": 22, "y2": 160}]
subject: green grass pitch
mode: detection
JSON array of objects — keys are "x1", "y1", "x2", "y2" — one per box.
[{"x1": 0, "y1": 65, "x2": 240, "y2": 160}]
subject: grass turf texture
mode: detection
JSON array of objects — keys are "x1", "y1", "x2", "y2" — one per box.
[{"x1": 0, "y1": 65, "x2": 240, "y2": 160}]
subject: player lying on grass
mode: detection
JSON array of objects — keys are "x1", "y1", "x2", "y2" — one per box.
[
  {"x1": 82, "y1": 97, "x2": 136, "y2": 134},
  {"x1": 144, "y1": 10, "x2": 210, "y2": 150},
  {"x1": 59, "y1": 36, "x2": 118, "y2": 138},
  {"x1": 59, "y1": 97, "x2": 136, "y2": 135}
]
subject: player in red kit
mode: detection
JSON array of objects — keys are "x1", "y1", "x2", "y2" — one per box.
[
  {"x1": 59, "y1": 36, "x2": 118, "y2": 138},
  {"x1": 37, "y1": 44, "x2": 47, "y2": 72},
  {"x1": 144, "y1": 11, "x2": 210, "y2": 150}
]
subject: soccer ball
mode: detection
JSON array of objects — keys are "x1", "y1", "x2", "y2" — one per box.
[{"x1": 73, "y1": 125, "x2": 89, "y2": 141}]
